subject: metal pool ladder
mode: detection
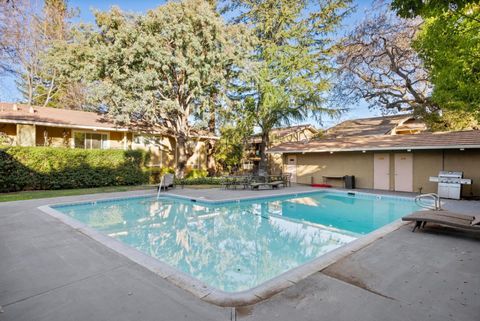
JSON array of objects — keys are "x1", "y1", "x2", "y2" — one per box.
[
  {"x1": 415, "y1": 193, "x2": 441, "y2": 210},
  {"x1": 156, "y1": 176, "x2": 164, "y2": 199}
]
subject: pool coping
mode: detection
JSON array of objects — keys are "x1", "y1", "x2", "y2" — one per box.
[{"x1": 38, "y1": 188, "x2": 414, "y2": 307}]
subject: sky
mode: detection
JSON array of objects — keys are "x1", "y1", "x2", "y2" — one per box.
[{"x1": 0, "y1": 0, "x2": 386, "y2": 129}]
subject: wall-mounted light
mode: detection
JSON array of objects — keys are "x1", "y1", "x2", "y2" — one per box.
[
  {"x1": 362, "y1": 150, "x2": 366, "y2": 153},
  {"x1": 407, "y1": 149, "x2": 411, "y2": 152},
  {"x1": 329, "y1": 151, "x2": 334, "y2": 154},
  {"x1": 460, "y1": 148, "x2": 465, "y2": 151}
]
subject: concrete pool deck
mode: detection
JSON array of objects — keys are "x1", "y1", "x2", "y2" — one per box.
[{"x1": 0, "y1": 186, "x2": 479, "y2": 320}]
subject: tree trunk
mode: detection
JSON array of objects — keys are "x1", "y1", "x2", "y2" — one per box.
[
  {"x1": 257, "y1": 131, "x2": 269, "y2": 177},
  {"x1": 206, "y1": 109, "x2": 217, "y2": 176},
  {"x1": 175, "y1": 134, "x2": 188, "y2": 178}
]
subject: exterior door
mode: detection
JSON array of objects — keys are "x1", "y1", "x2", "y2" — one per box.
[
  {"x1": 285, "y1": 155, "x2": 297, "y2": 183},
  {"x1": 374, "y1": 153, "x2": 390, "y2": 190},
  {"x1": 394, "y1": 153, "x2": 413, "y2": 192}
]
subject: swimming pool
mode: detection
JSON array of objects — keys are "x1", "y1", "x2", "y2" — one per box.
[{"x1": 49, "y1": 191, "x2": 419, "y2": 295}]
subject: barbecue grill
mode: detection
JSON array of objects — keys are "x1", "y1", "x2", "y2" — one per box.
[{"x1": 429, "y1": 171, "x2": 472, "y2": 200}]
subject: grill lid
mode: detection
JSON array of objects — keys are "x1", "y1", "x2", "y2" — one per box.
[{"x1": 438, "y1": 171, "x2": 463, "y2": 178}]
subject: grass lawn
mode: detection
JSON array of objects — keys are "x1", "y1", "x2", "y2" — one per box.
[
  {"x1": 0, "y1": 185, "x2": 155, "y2": 202},
  {"x1": 0, "y1": 184, "x2": 221, "y2": 202}
]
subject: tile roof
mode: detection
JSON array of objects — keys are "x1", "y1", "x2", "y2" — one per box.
[
  {"x1": 268, "y1": 130, "x2": 480, "y2": 153},
  {"x1": 0, "y1": 102, "x2": 217, "y2": 138},
  {"x1": 270, "y1": 124, "x2": 318, "y2": 137},
  {"x1": 0, "y1": 102, "x2": 137, "y2": 131},
  {"x1": 325, "y1": 114, "x2": 414, "y2": 137},
  {"x1": 251, "y1": 124, "x2": 318, "y2": 143}
]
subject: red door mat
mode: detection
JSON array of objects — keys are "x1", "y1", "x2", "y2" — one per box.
[{"x1": 311, "y1": 184, "x2": 332, "y2": 188}]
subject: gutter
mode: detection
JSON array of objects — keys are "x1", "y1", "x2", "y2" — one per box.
[
  {"x1": 267, "y1": 144, "x2": 480, "y2": 153},
  {"x1": 0, "y1": 118, "x2": 219, "y2": 140},
  {"x1": 0, "y1": 118, "x2": 130, "y2": 133}
]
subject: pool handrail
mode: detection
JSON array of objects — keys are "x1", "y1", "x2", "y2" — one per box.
[{"x1": 415, "y1": 193, "x2": 441, "y2": 210}]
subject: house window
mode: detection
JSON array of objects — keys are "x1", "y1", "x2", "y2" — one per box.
[
  {"x1": 243, "y1": 161, "x2": 254, "y2": 170},
  {"x1": 133, "y1": 134, "x2": 162, "y2": 146},
  {"x1": 133, "y1": 135, "x2": 144, "y2": 145},
  {"x1": 73, "y1": 132, "x2": 109, "y2": 149}
]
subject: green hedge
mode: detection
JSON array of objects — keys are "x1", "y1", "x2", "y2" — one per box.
[
  {"x1": 0, "y1": 146, "x2": 149, "y2": 192},
  {"x1": 185, "y1": 168, "x2": 208, "y2": 179},
  {"x1": 146, "y1": 167, "x2": 175, "y2": 184},
  {"x1": 175, "y1": 177, "x2": 222, "y2": 186}
]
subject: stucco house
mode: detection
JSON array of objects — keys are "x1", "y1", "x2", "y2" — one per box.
[
  {"x1": 269, "y1": 115, "x2": 480, "y2": 197},
  {"x1": 0, "y1": 102, "x2": 216, "y2": 170}
]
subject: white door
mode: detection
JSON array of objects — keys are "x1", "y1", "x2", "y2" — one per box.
[
  {"x1": 394, "y1": 153, "x2": 413, "y2": 192},
  {"x1": 374, "y1": 153, "x2": 390, "y2": 190},
  {"x1": 285, "y1": 155, "x2": 297, "y2": 183}
]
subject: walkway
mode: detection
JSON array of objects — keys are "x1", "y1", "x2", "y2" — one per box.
[{"x1": 0, "y1": 187, "x2": 478, "y2": 321}]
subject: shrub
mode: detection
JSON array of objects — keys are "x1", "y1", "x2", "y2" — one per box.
[
  {"x1": 147, "y1": 167, "x2": 175, "y2": 184},
  {"x1": 0, "y1": 146, "x2": 149, "y2": 192},
  {"x1": 175, "y1": 177, "x2": 222, "y2": 186},
  {"x1": 185, "y1": 168, "x2": 208, "y2": 179}
]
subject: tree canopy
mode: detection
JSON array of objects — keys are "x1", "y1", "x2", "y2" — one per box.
[
  {"x1": 332, "y1": 11, "x2": 433, "y2": 114},
  {"x1": 413, "y1": 2, "x2": 480, "y2": 128},
  {"x1": 391, "y1": 0, "x2": 472, "y2": 18},
  {"x1": 49, "y1": 0, "x2": 249, "y2": 176},
  {"x1": 226, "y1": 0, "x2": 351, "y2": 175}
]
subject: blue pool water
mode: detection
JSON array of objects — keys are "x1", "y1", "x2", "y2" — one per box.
[{"x1": 53, "y1": 191, "x2": 419, "y2": 292}]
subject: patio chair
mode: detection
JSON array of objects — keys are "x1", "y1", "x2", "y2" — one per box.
[
  {"x1": 158, "y1": 173, "x2": 175, "y2": 191},
  {"x1": 269, "y1": 180, "x2": 283, "y2": 189},
  {"x1": 249, "y1": 176, "x2": 283, "y2": 190},
  {"x1": 249, "y1": 175, "x2": 265, "y2": 190},
  {"x1": 240, "y1": 176, "x2": 254, "y2": 190},
  {"x1": 402, "y1": 210, "x2": 480, "y2": 232},
  {"x1": 221, "y1": 177, "x2": 233, "y2": 189},
  {"x1": 221, "y1": 176, "x2": 243, "y2": 190}
]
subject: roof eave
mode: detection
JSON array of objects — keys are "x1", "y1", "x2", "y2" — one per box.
[
  {"x1": 267, "y1": 144, "x2": 480, "y2": 153},
  {"x1": 0, "y1": 118, "x2": 220, "y2": 139},
  {"x1": 0, "y1": 118, "x2": 130, "y2": 132}
]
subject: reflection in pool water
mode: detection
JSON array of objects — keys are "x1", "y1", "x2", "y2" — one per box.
[{"x1": 55, "y1": 192, "x2": 418, "y2": 292}]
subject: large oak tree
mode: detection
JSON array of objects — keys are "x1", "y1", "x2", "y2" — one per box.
[
  {"x1": 56, "y1": 0, "x2": 248, "y2": 177},
  {"x1": 332, "y1": 11, "x2": 434, "y2": 114}
]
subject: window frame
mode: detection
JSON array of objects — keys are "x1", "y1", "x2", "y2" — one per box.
[{"x1": 72, "y1": 130, "x2": 110, "y2": 150}]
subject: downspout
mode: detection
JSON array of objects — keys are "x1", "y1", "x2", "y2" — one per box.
[
  {"x1": 442, "y1": 150, "x2": 445, "y2": 170},
  {"x1": 175, "y1": 138, "x2": 178, "y2": 169}
]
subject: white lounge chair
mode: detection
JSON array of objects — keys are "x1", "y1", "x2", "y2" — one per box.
[{"x1": 159, "y1": 173, "x2": 175, "y2": 191}]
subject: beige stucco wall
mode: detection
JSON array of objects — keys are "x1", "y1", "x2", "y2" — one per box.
[
  {"x1": 411, "y1": 150, "x2": 443, "y2": 194},
  {"x1": 186, "y1": 140, "x2": 207, "y2": 171},
  {"x1": 109, "y1": 131, "x2": 127, "y2": 149},
  {"x1": 133, "y1": 134, "x2": 172, "y2": 167},
  {"x1": 287, "y1": 149, "x2": 480, "y2": 197},
  {"x1": 16, "y1": 124, "x2": 36, "y2": 146},
  {"x1": 132, "y1": 135, "x2": 207, "y2": 170},
  {"x1": 0, "y1": 123, "x2": 17, "y2": 145},
  {"x1": 443, "y1": 149, "x2": 480, "y2": 197},
  {"x1": 265, "y1": 128, "x2": 318, "y2": 174},
  {"x1": 1, "y1": 122, "x2": 212, "y2": 172},
  {"x1": 35, "y1": 126, "x2": 71, "y2": 147},
  {"x1": 393, "y1": 150, "x2": 479, "y2": 196},
  {"x1": 269, "y1": 153, "x2": 283, "y2": 174},
  {"x1": 163, "y1": 136, "x2": 176, "y2": 168},
  {"x1": 293, "y1": 152, "x2": 374, "y2": 188}
]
